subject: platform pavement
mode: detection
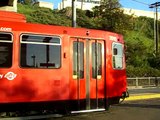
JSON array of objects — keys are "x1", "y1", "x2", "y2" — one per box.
[{"x1": 125, "y1": 86, "x2": 160, "y2": 101}]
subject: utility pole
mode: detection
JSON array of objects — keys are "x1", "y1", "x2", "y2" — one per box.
[
  {"x1": 149, "y1": 2, "x2": 160, "y2": 56},
  {"x1": 81, "y1": 0, "x2": 84, "y2": 10},
  {"x1": 72, "y1": 0, "x2": 76, "y2": 27}
]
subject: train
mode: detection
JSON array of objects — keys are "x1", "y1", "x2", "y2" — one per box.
[{"x1": 0, "y1": 10, "x2": 128, "y2": 114}]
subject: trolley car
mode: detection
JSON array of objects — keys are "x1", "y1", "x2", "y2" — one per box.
[{"x1": 0, "y1": 10, "x2": 128, "y2": 113}]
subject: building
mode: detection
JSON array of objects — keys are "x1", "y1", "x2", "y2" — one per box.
[
  {"x1": 58, "y1": 0, "x2": 101, "y2": 11},
  {"x1": 123, "y1": 8, "x2": 160, "y2": 20},
  {"x1": 38, "y1": 1, "x2": 54, "y2": 10},
  {"x1": 0, "y1": 0, "x2": 54, "y2": 12},
  {"x1": 0, "y1": 0, "x2": 17, "y2": 12},
  {"x1": 58, "y1": 0, "x2": 159, "y2": 19}
]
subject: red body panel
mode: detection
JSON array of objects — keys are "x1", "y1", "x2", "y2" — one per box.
[
  {"x1": 0, "y1": 11, "x2": 127, "y2": 110},
  {"x1": 0, "y1": 10, "x2": 26, "y2": 22}
]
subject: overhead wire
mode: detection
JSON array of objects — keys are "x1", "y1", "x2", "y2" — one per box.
[
  {"x1": 121, "y1": 0, "x2": 158, "y2": 11},
  {"x1": 131, "y1": 0, "x2": 150, "y2": 6},
  {"x1": 123, "y1": 0, "x2": 156, "y2": 12}
]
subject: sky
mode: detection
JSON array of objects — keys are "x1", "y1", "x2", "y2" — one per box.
[{"x1": 43, "y1": 0, "x2": 159, "y2": 11}]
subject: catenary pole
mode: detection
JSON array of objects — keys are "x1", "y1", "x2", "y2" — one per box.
[
  {"x1": 149, "y1": 2, "x2": 160, "y2": 56},
  {"x1": 72, "y1": 0, "x2": 76, "y2": 27}
]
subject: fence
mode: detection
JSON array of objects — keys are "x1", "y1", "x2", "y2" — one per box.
[{"x1": 127, "y1": 77, "x2": 160, "y2": 87}]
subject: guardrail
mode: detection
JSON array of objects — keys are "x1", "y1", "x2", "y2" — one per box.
[{"x1": 127, "y1": 77, "x2": 160, "y2": 87}]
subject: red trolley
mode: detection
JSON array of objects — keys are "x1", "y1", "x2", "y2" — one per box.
[{"x1": 0, "y1": 10, "x2": 128, "y2": 113}]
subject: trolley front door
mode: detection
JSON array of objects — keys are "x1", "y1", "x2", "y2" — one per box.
[{"x1": 71, "y1": 38, "x2": 105, "y2": 111}]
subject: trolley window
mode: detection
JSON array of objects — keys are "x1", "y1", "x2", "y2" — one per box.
[
  {"x1": 112, "y1": 42, "x2": 123, "y2": 69},
  {"x1": 0, "y1": 33, "x2": 12, "y2": 68},
  {"x1": 92, "y1": 42, "x2": 102, "y2": 79},
  {"x1": 20, "y1": 34, "x2": 61, "y2": 69},
  {"x1": 73, "y1": 41, "x2": 84, "y2": 79}
]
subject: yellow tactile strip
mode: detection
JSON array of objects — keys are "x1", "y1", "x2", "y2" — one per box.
[{"x1": 125, "y1": 94, "x2": 160, "y2": 101}]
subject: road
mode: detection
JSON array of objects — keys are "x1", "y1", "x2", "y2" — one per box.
[
  {"x1": 128, "y1": 87, "x2": 160, "y2": 95},
  {"x1": 49, "y1": 98, "x2": 160, "y2": 120},
  {"x1": 46, "y1": 87, "x2": 160, "y2": 120}
]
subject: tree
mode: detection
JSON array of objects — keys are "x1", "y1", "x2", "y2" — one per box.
[
  {"x1": 18, "y1": 0, "x2": 38, "y2": 5},
  {"x1": 134, "y1": 16, "x2": 154, "y2": 39},
  {"x1": 92, "y1": 0, "x2": 133, "y2": 34},
  {"x1": 76, "y1": 9, "x2": 97, "y2": 28},
  {"x1": 24, "y1": 0, "x2": 32, "y2": 5}
]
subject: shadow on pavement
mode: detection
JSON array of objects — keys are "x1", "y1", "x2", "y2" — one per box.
[
  {"x1": 118, "y1": 103, "x2": 160, "y2": 109},
  {"x1": 115, "y1": 99, "x2": 160, "y2": 109}
]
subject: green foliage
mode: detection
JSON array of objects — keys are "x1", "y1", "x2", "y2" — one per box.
[
  {"x1": 18, "y1": 4, "x2": 71, "y2": 26},
  {"x1": 148, "y1": 54, "x2": 160, "y2": 69},
  {"x1": 76, "y1": 9, "x2": 98, "y2": 28},
  {"x1": 134, "y1": 16, "x2": 154, "y2": 39},
  {"x1": 92, "y1": 0, "x2": 133, "y2": 34},
  {"x1": 125, "y1": 31, "x2": 154, "y2": 67},
  {"x1": 127, "y1": 65, "x2": 160, "y2": 77},
  {"x1": 17, "y1": 3, "x2": 35, "y2": 14},
  {"x1": 124, "y1": 30, "x2": 155, "y2": 77}
]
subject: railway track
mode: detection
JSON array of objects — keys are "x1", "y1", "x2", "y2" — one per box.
[{"x1": 0, "y1": 113, "x2": 63, "y2": 120}]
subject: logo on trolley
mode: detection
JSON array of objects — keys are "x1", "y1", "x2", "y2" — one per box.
[
  {"x1": 0, "y1": 72, "x2": 17, "y2": 81},
  {"x1": 109, "y1": 36, "x2": 117, "y2": 41},
  {"x1": 0, "y1": 27, "x2": 12, "y2": 32}
]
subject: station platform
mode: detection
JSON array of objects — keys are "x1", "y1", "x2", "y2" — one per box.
[{"x1": 125, "y1": 87, "x2": 160, "y2": 101}]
